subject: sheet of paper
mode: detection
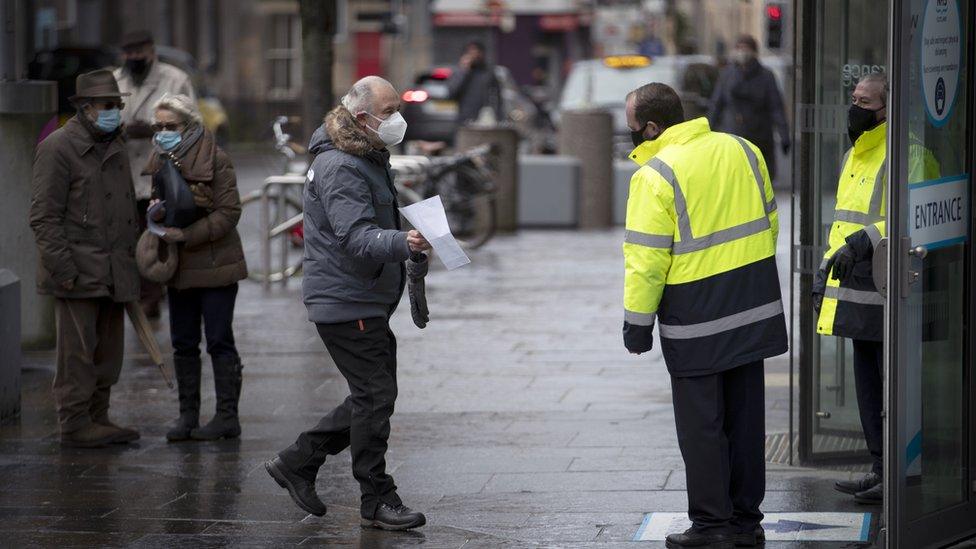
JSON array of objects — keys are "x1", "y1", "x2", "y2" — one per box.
[
  {"x1": 146, "y1": 201, "x2": 167, "y2": 237},
  {"x1": 398, "y1": 195, "x2": 471, "y2": 270}
]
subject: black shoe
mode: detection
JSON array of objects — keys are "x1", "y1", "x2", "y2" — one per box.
[
  {"x1": 835, "y1": 472, "x2": 881, "y2": 495},
  {"x1": 265, "y1": 457, "x2": 327, "y2": 517},
  {"x1": 190, "y1": 356, "x2": 242, "y2": 441},
  {"x1": 665, "y1": 528, "x2": 734, "y2": 548},
  {"x1": 361, "y1": 502, "x2": 427, "y2": 531},
  {"x1": 854, "y1": 482, "x2": 883, "y2": 505},
  {"x1": 733, "y1": 526, "x2": 765, "y2": 546},
  {"x1": 166, "y1": 356, "x2": 201, "y2": 442}
]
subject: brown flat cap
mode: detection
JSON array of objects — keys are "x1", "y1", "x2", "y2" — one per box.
[
  {"x1": 69, "y1": 69, "x2": 131, "y2": 102},
  {"x1": 121, "y1": 30, "x2": 154, "y2": 49}
]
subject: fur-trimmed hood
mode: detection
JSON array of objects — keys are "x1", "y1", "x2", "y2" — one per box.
[{"x1": 309, "y1": 106, "x2": 389, "y2": 165}]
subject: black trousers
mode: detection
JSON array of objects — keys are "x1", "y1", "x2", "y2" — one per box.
[
  {"x1": 168, "y1": 284, "x2": 240, "y2": 361},
  {"x1": 671, "y1": 361, "x2": 765, "y2": 534},
  {"x1": 278, "y1": 317, "x2": 401, "y2": 517},
  {"x1": 852, "y1": 339, "x2": 884, "y2": 476}
]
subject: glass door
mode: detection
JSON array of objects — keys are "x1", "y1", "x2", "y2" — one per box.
[
  {"x1": 797, "y1": 0, "x2": 890, "y2": 464},
  {"x1": 888, "y1": 0, "x2": 976, "y2": 546}
]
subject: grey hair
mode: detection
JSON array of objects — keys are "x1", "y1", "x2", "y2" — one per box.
[
  {"x1": 341, "y1": 76, "x2": 393, "y2": 115},
  {"x1": 152, "y1": 93, "x2": 202, "y2": 125},
  {"x1": 858, "y1": 72, "x2": 889, "y2": 102}
]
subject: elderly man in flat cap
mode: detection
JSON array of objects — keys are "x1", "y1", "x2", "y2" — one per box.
[
  {"x1": 29, "y1": 69, "x2": 141, "y2": 448},
  {"x1": 114, "y1": 30, "x2": 196, "y2": 318}
]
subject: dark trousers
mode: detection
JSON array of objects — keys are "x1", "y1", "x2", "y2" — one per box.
[
  {"x1": 671, "y1": 361, "x2": 766, "y2": 534},
  {"x1": 168, "y1": 284, "x2": 240, "y2": 361},
  {"x1": 54, "y1": 298, "x2": 125, "y2": 433},
  {"x1": 852, "y1": 339, "x2": 884, "y2": 476},
  {"x1": 278, "y1": 317, "x2": 401, "y2": 517}
]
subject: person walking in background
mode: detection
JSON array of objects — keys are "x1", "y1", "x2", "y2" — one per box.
[
  {"x1": 143, "y1": 94, "x2": 247, "y2": 442},
  {"x1": 266, "y1": 76, "x2": 431, "y2": 530},
  {"x1": 708, "y1": 35, "x2": 790, "y2": 181},
  {"x1": 623, "y1": 83, "x2": 788, "y2": 548},
  {"x1": 114, "y1": 30, "x2": 196, "y2": 318},
  {"x1": 447, "y1": 41, "x2": 502, "y2": 125},
  {"x1": 28, "y1": 69, "x2": 141, "y2": 448}
]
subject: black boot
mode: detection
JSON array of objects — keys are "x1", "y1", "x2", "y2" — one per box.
[
  {"x1": 190, "y1": 356, "x2": 242, "y2": 440},
  {"x1": 166, "y1": 356, "x2": 201, "y2": 442}
]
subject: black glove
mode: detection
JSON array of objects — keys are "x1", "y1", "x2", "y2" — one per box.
[
  {"x1": 828, "y1": 244, "x2": 856, "y2": 283},
  {"x1": 406, "y1": 253, "x2": 429, "y2": 329},
  {"x1": 623, "y1": 321, "x2": 654, "y2": 354},
  {"x1": 781, "y1": 138, "x2": 791, "y2": 155},
  {"x1": 813, "y1": 292, "x2": 823, "y2": 314}
]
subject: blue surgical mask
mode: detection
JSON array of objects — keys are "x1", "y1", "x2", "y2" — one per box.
[
  {"x1": 154, "y1": 130, "x2": 182, "y2": 151},
  {"x1": 95, "y1": 108, "x2": 121, "y2": 133}
]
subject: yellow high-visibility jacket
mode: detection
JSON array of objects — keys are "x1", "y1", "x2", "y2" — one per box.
[
  {"x1": 623, "y1": 117, "x2": 788, "y2": 376},
  {"x1": 815, "y1": 122, "x2": 940, "y2": 341}
]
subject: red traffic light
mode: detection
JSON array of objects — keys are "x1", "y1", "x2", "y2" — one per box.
[{"x1": 766, "y1": 4, "x2": 782, "y2": 20}]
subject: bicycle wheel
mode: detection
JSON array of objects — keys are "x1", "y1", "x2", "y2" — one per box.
[
  {"x1": 441, "y1": 163, "x2": 496, "y2": 250},
  {"x1": 239, "y1": 188, "x2": 305, "y2": 283}
]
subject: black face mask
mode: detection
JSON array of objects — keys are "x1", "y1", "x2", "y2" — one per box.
[
  {"x1": 631, "y1": 123, "x2": 660, "y2": 147},
  {"x1": 125, "y1": 57, "x2": 151, "y2": 78},
  {"x1": 848, "y1": 104, "x2": 883, "y2": 144}
]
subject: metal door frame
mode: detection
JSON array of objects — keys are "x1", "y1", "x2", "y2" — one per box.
[{"x1": 885, "y1": 0, "x2": 976, "y2": 546}]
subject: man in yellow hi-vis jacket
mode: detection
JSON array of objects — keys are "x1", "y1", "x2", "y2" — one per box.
[
  {"x1": 815, "y1": 73, "x2": 939, "y2": 505},
  {"x1": 622, "y1": 83, "x2": 788, "y2": 549}
]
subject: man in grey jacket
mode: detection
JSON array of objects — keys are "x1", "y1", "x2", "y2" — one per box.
[{"x1": 266, "y1": 76, "x2": 430, "y2": 531}]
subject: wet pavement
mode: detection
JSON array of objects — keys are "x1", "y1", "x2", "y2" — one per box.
[{"x1": 1, "y1": 155, "x2": 886, "y2": 548}]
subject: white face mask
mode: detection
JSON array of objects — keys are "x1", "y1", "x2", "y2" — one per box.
[{"x1": 365, "y1": 111, "x2": 408, "y2": 146}]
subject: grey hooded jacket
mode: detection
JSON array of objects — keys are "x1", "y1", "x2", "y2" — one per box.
[{"x1": 302, "y1": 108, "x2": 410, "y2": 324}]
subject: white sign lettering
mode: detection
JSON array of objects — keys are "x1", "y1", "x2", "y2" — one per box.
[
  {"x1": 921, "y1": 0, "x2": 961, "y2": 127},
  {"x1": 909, "y1": 175, "x2": 969, "y2": 249}
]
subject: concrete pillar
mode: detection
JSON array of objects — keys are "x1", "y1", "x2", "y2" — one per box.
[
  {"x1": 558, "y1": 109, "x2": 614, "y2": 228},
  {"x1": 0, "y1": 80, "x2": 59, "y2": 348},
  {"x1": 456, "y1": 126, "x2": 521, "y2": 233},
  {"x1": 0, "y1": 270, "x2": 20, "y2": 423}
]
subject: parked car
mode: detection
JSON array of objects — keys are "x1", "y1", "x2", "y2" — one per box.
[
  {"x1": 555, "y1": 54, "x2": 716, "y2": 158},
  {"x1": 401, "y1": 65, "x2": 550, "y2": 152}
]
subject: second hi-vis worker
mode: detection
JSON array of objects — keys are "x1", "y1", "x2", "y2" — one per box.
[
  {"x1": 622, "y1": 83, "x2": 788, "y2": 549},
  {"x1": 815, "y1": 73, "x2": 940, "y2": 505}
]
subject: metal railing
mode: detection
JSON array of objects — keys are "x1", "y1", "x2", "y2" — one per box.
[{"x1": 259, "y1": 175, "x2": 305, "y2": 290}]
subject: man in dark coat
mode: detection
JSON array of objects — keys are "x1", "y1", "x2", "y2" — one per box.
[
  {"x1": 28, "y1": 69, "x2": 141, "y2": 448},
  {"x1": 446, "y1": 41, "x2": 502, "y2": 125},
  {"x1": 266, "y1": 76, "x2": 431, "y2": 531},
  {"x1": 708, "y1": 35, "x2": 791, "y2": 179}
]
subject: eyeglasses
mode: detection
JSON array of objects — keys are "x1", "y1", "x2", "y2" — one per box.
[{"x1": 152, "y1": 123, "x2": 183, "y2": 132}]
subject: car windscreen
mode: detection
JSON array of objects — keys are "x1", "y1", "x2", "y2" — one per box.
[{"x1": 560, "y1": 64, "x2": 680, "y2": 110}]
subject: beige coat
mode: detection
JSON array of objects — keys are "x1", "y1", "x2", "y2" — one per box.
[
  {"x1": 29, "y1": 116, "x2": 140, "y2": 302},
  {"x1": 114, "y1": 61, "x2": 196, "y2": 200},
  {"x1": 143, "y1": 129, "x2": 247, "y2": 289}
]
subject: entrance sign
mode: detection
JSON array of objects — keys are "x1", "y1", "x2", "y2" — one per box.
[
  {"x1": 920, "y1": 0, "x2": 961, "y2": 126},
  {"x1": 634, "y1": 512, "x2": 872, "y2": 542},
  {"x1": 908, "y1": 175, "x2": 969, "y2": 249}
]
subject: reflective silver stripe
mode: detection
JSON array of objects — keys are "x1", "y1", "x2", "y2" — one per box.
[
  {"x1": 824, "y1": 286, "x2": 885, "y2": 305},
  {"x1": 869, "y1": 161, "x2": 886, "y2": 218},
  {"x1": 730, "y1": 135, "x2": 775, "y2": 215},
  {"x1": 624, "y1": 229, "x2": 673, "y2": 249},
  {"x1": 673, "y1": 216, "x2": 771, "y2": 255},
  {"x1": 659, "y1": 300, "x2": 783, "y2": 340},
  {"x1": 834, "y1": 209, "x2": 882, "y2": 225},
  {"x1": 864, "y1": 223, "x2": 883, "y2": 249},
  {"x1": 648, "y1": 158, "x2": 693, "y2": 243},
  {"x1": 625, "y1": 310, "x2": 657, "y2": 326}
]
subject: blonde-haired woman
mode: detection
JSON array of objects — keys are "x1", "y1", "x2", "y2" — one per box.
[{"x1": 146, "y1": 93, "x2": 247, "y2": 441}]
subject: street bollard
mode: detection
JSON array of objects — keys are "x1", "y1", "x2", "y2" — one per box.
[
  {"x1": 558, "y1": 109, "x2": 614, "y2": 229},
  {"x1": 456, "y1": 126, "x2": 520, "y2": 233},
  {"x1": 0, "y1": 270, "x2": 21, "y2": 423}
]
